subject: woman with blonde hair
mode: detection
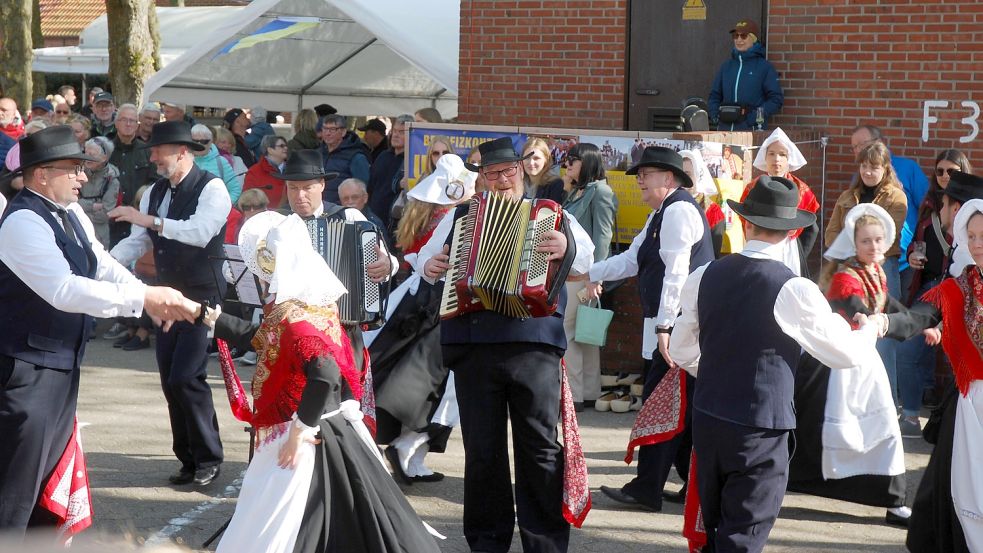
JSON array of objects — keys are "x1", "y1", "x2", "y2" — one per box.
[
  {"x1": 287, "y1": 108, "x2": 320, "y2": 152},
  {"x1": 421, "y1": 136, "x2": 454, "y2": 178},
  {"x1": 522, "y1": 137, "x2": 565, "y2": 202}
]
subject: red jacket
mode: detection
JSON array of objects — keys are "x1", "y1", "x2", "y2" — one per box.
[{"x1": 243, "y1": 156, "x2": 286, "y2": 208}]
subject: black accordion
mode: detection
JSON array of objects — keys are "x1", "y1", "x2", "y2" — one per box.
[{"x1": 306, "y1": 217, "x2": 386, "y2": 329}]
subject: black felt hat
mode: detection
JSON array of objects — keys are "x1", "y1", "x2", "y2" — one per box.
[
  {"x1": 464, "y1": 136, "x2": 531, "y2": 172},
  {"x1": 943, "y1": 171, "x2": 983, "y2": 205},
  {"x1": 625, "y1": 146, "x2": 693, "y2": 188},
  {"x1": 273, "y1": 149, "x2": 339, "y2": 181},
  {"x1": 18, "y1": 125, "x2": 97, "y2": 172},
  {"x1": 141, "y1": 120, "x2": 206, "y2": 151},
  {"x1": 727, "y1": 175, "x2": 816, "y2": 231}
]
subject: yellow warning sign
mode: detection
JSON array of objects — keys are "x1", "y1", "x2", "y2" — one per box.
[{"x1": 682, "y1": 0, "x2": 707, "y2": 21}]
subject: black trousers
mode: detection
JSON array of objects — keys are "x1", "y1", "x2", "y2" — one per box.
[
  {"x1": 446, "y1": 343, "x2": 570, "y2": 553},
  {"x1": 156, "y1": 321, "x2": 223, "y2": 470},
  {"x1": 0, "y1": 355, "x2": 79, "y2": 534},
  {"x1": 692, "y1": 410, "x2": 789, "y2": 553},
  {"x1": 622, "y1": 355, "x2": 693, "y2": 509}
]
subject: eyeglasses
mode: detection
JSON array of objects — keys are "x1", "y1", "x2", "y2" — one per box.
[
  {"x1": 274, "y1": 143, "x2": 288, "y2": 149},
  {"x1": 55, "y1": 110, "x2": 71, "y2": 115},
  {"x1": 481, "y1": 164, "x2": 520, "y2": 181},
  {"x1": 41, "y1": 165, "x2": 84, "y2": 177},
  {"x1": 733, "y1": 33, "x2": 750, "y2": 40},
  {"x1": 936, "y1": 167, "x2": 958, "y2": 177},
  {"x1": 636, "y1": 168, "x2": 667, "y2": 179},
  {"x1": 321, "y1": 126, "x2": 345, "y2": 133},
  {"x1": 431, "y1": 150, "x2": 450, "y2": 157},
  {"x1": 116, "y1": 117, "x2": 138, "y2": 125},
  {"x1": 563, "y1": 156, "x2": 581, "y2": 167},
  {"x1": 193, "y1": 139, "x2": 211, "y2": 145}
]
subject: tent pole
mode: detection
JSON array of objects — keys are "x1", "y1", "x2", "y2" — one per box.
[{"x1": 298, "y1": 94, "x2": 303, "y2": 114}]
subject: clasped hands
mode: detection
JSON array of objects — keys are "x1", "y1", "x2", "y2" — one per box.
[{"x1": 143, "y1": 286, "x2": 199, "y2": 331}]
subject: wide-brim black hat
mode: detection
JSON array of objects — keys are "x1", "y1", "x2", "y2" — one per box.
[
  {"x1": 727, "y1": 175, "x2": 816, "y2": 231},
  {"x1": 140, "y1": 120, "x2": 206, "y2": 151},
  {"x1": 625, "y1": 146, "x2": 693, "y2": 188},
  {"x1": 18, "y1": 125, "x2": 97, "y2": 172},
  {"x1": 464, "y1": 136, "x2": 531, "y2": 172},
  {"x1": 943, "y1": 170, "x2": 983, "y2": 205},
  {"x1": 272, "y1": 149, "x2": 339, "y2": 181}
]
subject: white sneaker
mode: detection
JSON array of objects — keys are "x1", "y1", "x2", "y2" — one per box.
[{"x1": 102, "y1": 322, "x2": 128, "y2": 340}]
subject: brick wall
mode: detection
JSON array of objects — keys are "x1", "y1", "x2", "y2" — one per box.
[
  {"x1": 457, "y1": 0, "x2": 628, "y2": 129},
  {"x1": 767, "y1": 0, "x2": 983, "y2": 216}
]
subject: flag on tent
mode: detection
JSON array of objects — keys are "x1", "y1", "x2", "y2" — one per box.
[{"x1": 212, "y1": 17, "x2": 319, "y2": 59}]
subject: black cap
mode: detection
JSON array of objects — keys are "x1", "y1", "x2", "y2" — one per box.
[
  {"x1": 223, "y1": 108, "x2": 246, "y2": 127},
  {"x1": 727, "y1": 175, "x2": 816, "y2": 231},
  {"x1": 358, "y1": 118, "x2": 387, "y2": 134},
  {"x1": 93, "y1": 92, "x2": 114, "y2": 104},
  {"x1": 943, "y1": 171, "x2": 983, "y2": 205},
  {"x1": 314, "y1": 104, "x2": 337, "y2": 118}
]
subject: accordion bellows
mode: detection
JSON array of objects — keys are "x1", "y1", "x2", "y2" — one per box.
[
  {"x1": 440, "y1": 192, "x2": 568, "y2": 320},
  {"x1": 306, "y1": 217, "x2": 386, "y2": 328}
]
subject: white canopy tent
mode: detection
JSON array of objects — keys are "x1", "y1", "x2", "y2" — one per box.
[
  {"x1": 142, "y1": 0, "x2": 459, "y2": 117},
  {"x1": 32, "y1": 7, "x2": 243, "y2": 74}
]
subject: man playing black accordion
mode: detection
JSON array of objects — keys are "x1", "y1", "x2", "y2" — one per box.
[{"x1": 422, "y1": 137, "x2": 595, "y2": 552}]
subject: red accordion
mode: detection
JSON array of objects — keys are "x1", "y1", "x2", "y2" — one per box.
[{"x1": 439, "y1": 192, "x2": 571, "y2": 320}]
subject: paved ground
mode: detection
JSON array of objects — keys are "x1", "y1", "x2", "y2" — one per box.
[{"x1": 65, "y1": 326, "x2": 926, "y2": 552}]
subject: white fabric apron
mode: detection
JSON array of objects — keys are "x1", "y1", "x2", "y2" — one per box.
[{"x1": 952, "y1": 381, "x2": 983, "y2": 551}]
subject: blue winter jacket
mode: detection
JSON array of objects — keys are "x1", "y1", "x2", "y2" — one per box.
[{"x1": 708, "y1": 43, "x2": 784, "y2": 131}]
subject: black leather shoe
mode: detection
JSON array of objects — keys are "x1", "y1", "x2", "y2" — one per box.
[
  {"x1": 113, "y1": 334, "x2": 134, "y2": 348},
  {"x1": 121, "y1": 336, "x2": 150, "y2": 351},
  {"x1": 168, "y1": 468, "x2": 194, "y2": 485},
  {"x1": 193, "y1": 465, "x2": 220, "y2": 486},
  {"x1": 409, "y1": 472, "x2": 445, "y2": 483},
  {"x1": 385, "y1": 447, "x2": 413, "y2": 485},
  {"x1": 663, "y1": 485, "x2": 687, "y2": 504},
  {"x1": 599, "y1": 485, "x2": 660, "y2": 512},
  {"x1": 885, "y1": 509, "x2": 910, "y2": 528}
]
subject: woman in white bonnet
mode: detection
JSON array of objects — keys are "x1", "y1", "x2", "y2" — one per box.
[{"x1": 739, "y1": 127, "x2": 821, "y2": 275}]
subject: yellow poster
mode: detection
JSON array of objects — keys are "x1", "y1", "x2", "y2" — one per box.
[{"x1": 682, "y1": 0, "x2": 707, "y2": 21}]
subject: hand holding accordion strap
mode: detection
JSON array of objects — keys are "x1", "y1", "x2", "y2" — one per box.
[{"x1": 548, "y1": 214, "x2": 577, "y2": 306}]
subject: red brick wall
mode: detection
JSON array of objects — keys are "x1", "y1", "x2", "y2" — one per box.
[
  {"x1": 766, "y1": 0, "x2": 983, "y2": 215},
  {"x1": 457, "y1": 0, "x2": 628, "y2": 129}
]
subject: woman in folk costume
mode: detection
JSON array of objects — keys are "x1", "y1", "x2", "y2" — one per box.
[
  {"x1": 364, "y1": 154, "x2": 476, "y2": 484},
  {"x1": 679, "y1": 149, "x2": 726, "y2": 258},
  {"x1": 739, "y1": 127, "x2": 820, "y2": 275},
  {"x1": 789, "y1": 204, "x2": 913, "y2": 527},
  {"x1": 204, "y1": 211, "x2": 440, "y2": 553},
  {"x1": 905, "y1": 194, "x2": 983, "y2": 553}
]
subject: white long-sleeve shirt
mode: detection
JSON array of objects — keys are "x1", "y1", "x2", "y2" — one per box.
[
  {"x1": 0, "y1": 189, "x2": 146, "y2": 317},
  {"x1": 111, "y1": 176, "x2": 232, "y2": 266},
  {"x1": 587, "y1": 189, "x2": 705, "y2": 329},
  {"x1": 669, "y1": 239, "x2": 880, "y2": 377},
  {"x1": 417, "y1": 208, "x2": 595, "y2": 284}
]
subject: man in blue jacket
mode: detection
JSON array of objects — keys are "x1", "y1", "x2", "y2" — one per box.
[
  {"x1": 317, "y1": 114, "x2": 370, "y2": 204},
  {"x1": 708, "y1": 20, "x2": 784, "y2": 131}
]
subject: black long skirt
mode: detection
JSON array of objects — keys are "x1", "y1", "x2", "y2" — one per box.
[
  {"x1": 787, "y1": 354, "x2": 906, "y2": 508},
  {"x1": 291, "y1": 413, "x2": 441, "y2": 553}
]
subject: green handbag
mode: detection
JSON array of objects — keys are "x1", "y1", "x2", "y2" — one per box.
[{"x1": 574, "y1": 298, "x2": 614, "y2": 347}]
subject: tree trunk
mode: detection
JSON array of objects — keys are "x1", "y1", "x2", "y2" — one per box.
[
  {"x1": 105, "y1": 0, "x2": 157, "y2": 106},
  {"x1": 0, "y1": 0, "x2": 34, "y2": 111},
  {"x1": 148, "y1": 5, "x2": 162, "y2": 71},
  {"x1": 31, "y1": 0, "x2": 46, "y2": 101}
]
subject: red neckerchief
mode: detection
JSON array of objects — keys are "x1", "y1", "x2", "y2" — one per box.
[
  {"x1": 842, "y1": 258, "x2": 888, "y2": 314},
  {"x1": 921, "y1": 267, "x2": 983, "y2": 395}
]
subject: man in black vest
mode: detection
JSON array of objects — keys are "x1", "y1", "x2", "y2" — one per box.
[
  {"x1": 109, "y1": 121, "x2": 232, "y2": 488},
  {"x1": 278, "y1": 149, "x2": 397, "y2": 373},
  {"x1": 422, "y1": 137, "x2": 595, "y2": 553},
  {"x1": 0, "y1": 126, "x2": 197, "y2": 534},
  {"x1": 589, "y1": 146, "x2": 714, "y2": 511},
  {"x1": 670, "y1": 177, "x2": 884, "y2": 552}
]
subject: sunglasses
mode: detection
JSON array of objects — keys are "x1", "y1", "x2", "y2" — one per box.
[
  {"x1": 936, "y1": 167, "x2": 958, "y2": 177},
  {"x1": 193, "y1": 139, "x2": 211, "y2": 145},
  {"x1": 55, "y1": 110, "x2": 71, "y2": 115},
  {"x1": 563, "y1": 156, "x2": 581, "y2": 166},
  {"x1": 733, "y1": 33, "x2": 750, "y2": 40}
]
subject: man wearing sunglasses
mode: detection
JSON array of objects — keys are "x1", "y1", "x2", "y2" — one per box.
[{"x1": 707, "y1": 19, "x2": 784, "y2": 131}]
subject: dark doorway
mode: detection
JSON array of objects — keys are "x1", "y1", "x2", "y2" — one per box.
[{"x1": 627, "y1": 0, "x2": 767, "y2": 130}]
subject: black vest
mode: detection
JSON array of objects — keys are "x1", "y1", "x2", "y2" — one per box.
[
  {"x1": 637, "y1": 190, "x2": 714, "y2": 318},
  {"x1": 440, "y1": 204, "x2": 568, "y2": 349},
  {"x1": 147, "y1": 165, "x2": 227, "y2": 302},
  {"x1": 0, "y1": 191, "x2": 97, "y2": 370},
  {"x1": 694, "y1": 254, "x2": 800, "y2": 429}
]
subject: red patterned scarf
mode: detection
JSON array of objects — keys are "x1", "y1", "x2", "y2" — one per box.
[
  {"x1": 559, "y1": 360, "x2": 591, "y2": 527},
  {"x1": 625, "y1": 365, "x2": 687, "y2": 464},
  {"x1": 922, "y1": 266, "x2": 983, "y2": 395},
  {"x1": 38, "y1": 419, "x2": 92, "y2": 543}
]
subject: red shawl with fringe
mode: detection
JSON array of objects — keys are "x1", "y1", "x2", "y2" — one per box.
[{"x1": 921, "y1": 267, "x2": 983, "y2": 396}]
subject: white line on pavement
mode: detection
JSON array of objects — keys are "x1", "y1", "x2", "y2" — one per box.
[{"x1": 144, "y1": 473, "x2": 244, "y2": 548}]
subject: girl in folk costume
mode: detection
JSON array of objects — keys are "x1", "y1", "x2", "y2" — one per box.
[
  {"x1": 740, "y1": 127, "x2": 820, "y2": 275},
  {"x1": 790, "y1": 204, "x2": 914, "y2": 527},
  {"x1": 205, "y1": 212, "x2": 440, "y2": 553},
  {"x1": 905, "y1": 194, "x2": 983, "y2": 553},
  {"x1": 680, "y1": 149, "x2": 726, "y2": 258},
  {"x1": 366, "y1": 154, "x2": 476, "y2": 484}
]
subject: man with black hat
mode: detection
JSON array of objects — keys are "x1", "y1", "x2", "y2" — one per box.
[
  {"x1": 358, "y1": 118, "x2": 389, "y2": 163},
  {"x1": 0, "y1": 125, "x2": 198, "y2": 534},
  {"x1": 588, "y1": 146, "x2": 714, "y2": 512},
  {"x1": 669, "y1": 175, "x2": 884, "y2": 553},
  {"x1": 109, "y1": 121, "x2": 232, "y2": 488},
  {"x1": 421, "y1": 136, "x2": 595, "y2": 552}
]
